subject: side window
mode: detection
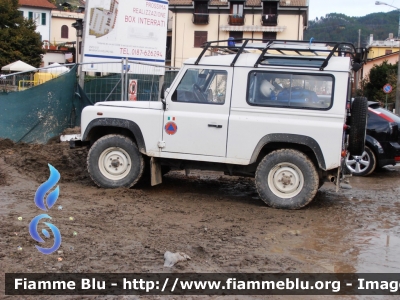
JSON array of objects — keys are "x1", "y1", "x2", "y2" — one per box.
[
  {"x1": 172, "y1": 69, "x2": 227, "y2": 104},
  {"x1": 247, "y1": 71, "x2": 333, "y2": 110}
]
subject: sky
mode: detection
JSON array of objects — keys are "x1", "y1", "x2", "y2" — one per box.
[{"x1": 309, "y1": 0, "x2": 400, "y2": 20}]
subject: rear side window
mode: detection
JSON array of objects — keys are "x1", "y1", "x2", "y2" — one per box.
[{"x1": 247, "y1": 71, "x2": 334, "y2": 110}]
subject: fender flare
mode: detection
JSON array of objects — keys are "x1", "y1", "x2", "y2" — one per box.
[
  {"x1": 365, "y1": 135, "x2": 384, "y2": 154},
  {"x1": 250, "y1": 133, "x2": 326, "y2": 170},
  {"x1": 82, "y1": 118, "x2": 146, "y2": 153}
]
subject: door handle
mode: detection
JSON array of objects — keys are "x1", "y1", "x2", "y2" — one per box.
[{"x1": 208, "y1": 124, "x2": 222, "y2": 128}]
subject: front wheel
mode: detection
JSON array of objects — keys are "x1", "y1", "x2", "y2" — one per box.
[
  {"x1": 345, "y1": 145, "x2": 376, "y2": 176},
  {"x1": 87, "y1": 134, "x2": 144, "y2": 188},
  {"x1": 255, "y1": 149, "x2": 319, "y2": 209}
]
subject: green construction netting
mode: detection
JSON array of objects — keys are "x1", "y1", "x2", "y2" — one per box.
[
  {"x1": 0, "y1": 67, "x2": 178, "y2": 144},
  {"x1": 0, "y1": 66, "x2": 78, "y2": 144},
  {"x1": 83, "y1": 71, "x2": 178, "y2": 103}
]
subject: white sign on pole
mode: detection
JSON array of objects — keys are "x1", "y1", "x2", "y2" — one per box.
[{"x1": 82, "y1": 0, "x2": 169, "y2": 74}]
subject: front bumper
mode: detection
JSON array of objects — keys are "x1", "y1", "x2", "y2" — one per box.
[{"x1": 60, "y1": 134, "x2": 88, "y2": 149}]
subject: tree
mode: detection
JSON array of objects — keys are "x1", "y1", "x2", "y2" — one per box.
[
  {"x1": 362, "y1": 60, "x2": 398, "y2": 104},
  {"x1": 0, "y1": 0, "x2": 44, "y2": 69}
]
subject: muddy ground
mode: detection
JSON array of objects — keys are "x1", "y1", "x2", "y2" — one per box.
[{"x1": 1, "y1": 138, "x2": 400, "y2": 299}]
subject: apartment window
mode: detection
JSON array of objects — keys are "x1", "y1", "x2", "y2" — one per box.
[
  {"x1": 262, "y1": 1, "x2": 278, "y2": 26},
  {"x1": 263, "y1": 2, "x2": 278, "y2": 14},
  {"x1": 41, "y1": 13, "x2": 46, "y2": 25},
  {"x1": 229, "y1": 31, "x2": 243, "y2": 43},
  {"x1": 61, "y1": 25, "x2": 69, "y2": 38},
  {"x1": 194, "y1": 31, "x2": 207, "y2": 48},
  {"x1": 193, "y1": 1, "x2": 209, "y2": 24},
  {"x1": 194, "y1": 1, "x2": 208, "y2": 15},
  {"x1": 28, "y1": 11, "x2": 33, "y2": 20},
  {"x1": 231, "y1": 3, "x2": 244, "y2": 16},
  {"x1": 262, "y1": 32, "x2": 277, "y2": 41},
  {"x1": 228, "y1": 2, "x2": 244, "y2": 25},
  {"x1": 385, "y1": 50, "x2": 393, "y2": 55},
  {"x1": 34, "y1": 12, "x2": 40, "y2": 25}
]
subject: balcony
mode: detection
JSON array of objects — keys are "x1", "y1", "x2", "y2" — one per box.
[
  {"x1": 261, "y1": 14, "x2": 277, "y2": 26},
  {"x1": 192, "y1": 13, "x2": 209, "y2": 25},
  {"x1": 228, "y1": 14, "x2": 245, "y2": 26}
]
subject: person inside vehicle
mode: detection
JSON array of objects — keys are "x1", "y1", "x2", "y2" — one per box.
[{"x1": 259, "y1": 79, "x2": 277, "y2": 101}]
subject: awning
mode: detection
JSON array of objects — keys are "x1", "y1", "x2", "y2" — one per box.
[
  {"x1": 1, "y1": 60, "x2": 36, "y2": 72},
  {"x1": 220, "y1": 25, "x2": 286, "y2": 32}
]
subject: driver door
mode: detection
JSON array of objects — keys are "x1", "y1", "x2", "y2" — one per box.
[{"x1": 162, "y1": 67, "x2": 232, "y2": 157}]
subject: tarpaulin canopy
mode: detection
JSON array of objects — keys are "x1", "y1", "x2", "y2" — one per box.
[
  {"x1": 43, "y1": 62, "x2": 70, "y2": 75},
  {"x1": 1, "y1": 60, "x2": 36, "y2": 72}
]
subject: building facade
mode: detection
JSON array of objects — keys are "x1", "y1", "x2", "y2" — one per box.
[
  {"x1": 367, "y1": 34, "x2": 400, "y2": 59},
  {"x1": 169, "y1": 0, "x2": 309, "y2": 67},
  {"x1": 18, "y1": 0, "x2": 57, "y2": 42},
  {"x1": 51, "y1": 10, "x2": 84, "y2": 46}
]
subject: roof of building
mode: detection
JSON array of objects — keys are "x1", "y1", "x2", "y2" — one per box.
[
  {"x1": 367, "y1": 40, "x2": 400, "y2": 48},
  {"x1": 169, "y1": 0, "x2": 192, "y2": 5},
  {"x1": 279, "y1": 0, "x2": 308, "y2": 7},
  {"x1": 169, "y1": 0, "x2": 307, "y2": 7},
  {"x1": 19, "y1": 0, "x2": 57, "y2": 9}
]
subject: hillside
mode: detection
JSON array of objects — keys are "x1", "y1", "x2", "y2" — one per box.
[{"x1": 304, "y1": 12, "x2": 399, "y2": 45}]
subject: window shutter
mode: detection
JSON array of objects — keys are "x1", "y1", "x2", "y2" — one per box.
[
  {"x1": 41, "y1": 13, "x2": 46, "y2": 25},
  {"x1": 28, "y1": 11, "x2": 33, "y2": 20},
  {"x1": 61, "y1": 25, "x2": 69, "y2": 39},
  {"x1": 194, "y1": 31, "x2": 207, "y2": 48}
]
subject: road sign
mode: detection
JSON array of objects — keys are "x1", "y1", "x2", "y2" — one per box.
[{"x1": 383, "y1": 84, "x2": 393, "y2": 94}]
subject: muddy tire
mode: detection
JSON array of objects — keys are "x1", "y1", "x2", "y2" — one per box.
[
  {"x1": 255, "y1": 149, "x2": 319, "y2": 209},
  {"x1": 345, "y1": 145, "x2": 376, "y2": 176},
  {"x1": 348, "y1": 97, "x2": 368, "y2": 156},
  {"x1": 87, "y1": 134, "x2": 144, "y2": 188}
]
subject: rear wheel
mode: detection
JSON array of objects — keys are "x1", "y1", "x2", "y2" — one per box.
[
  {"x1": 345, "y1": 145, "x2": 376, "y2": 176},
  {"x1": 255, "y1": 149, "x2": 319, "y2": 209},
  {"x1": 87, "y1": 134, "x2": 144, "y2": 188}
]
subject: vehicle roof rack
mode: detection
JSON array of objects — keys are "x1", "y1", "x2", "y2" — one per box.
[{"x1": 194, "y1": 38, "x2": 367, "y2": 71}]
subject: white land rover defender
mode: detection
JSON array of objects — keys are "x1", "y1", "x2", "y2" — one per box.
[{"x1": 72, "y1": 39, "x2": 368, "y2": 209}]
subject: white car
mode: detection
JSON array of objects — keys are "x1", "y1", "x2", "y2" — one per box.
[{"x1": 72, "y1": 39, "x2": 368, "y2": 209}]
